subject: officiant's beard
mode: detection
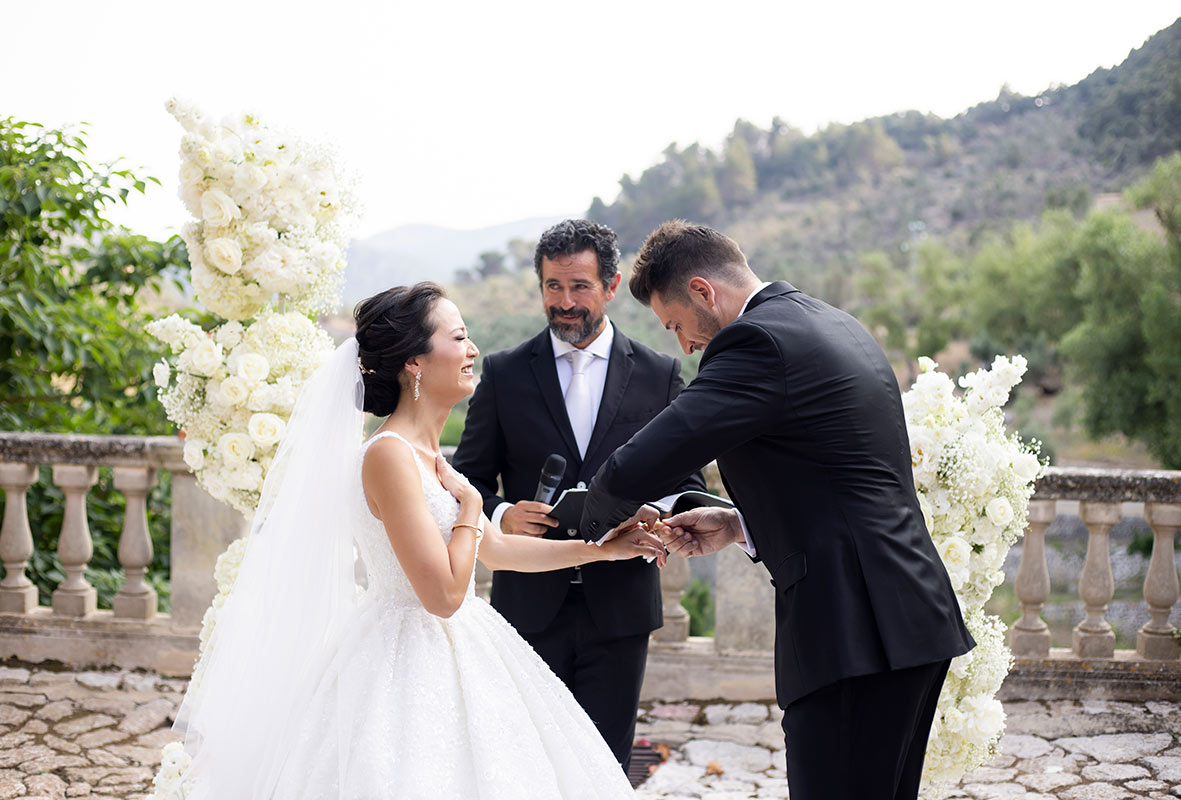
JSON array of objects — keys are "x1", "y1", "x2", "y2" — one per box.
[{"x1": 547, "y1": 306, "x2": 603, "y2": 345}]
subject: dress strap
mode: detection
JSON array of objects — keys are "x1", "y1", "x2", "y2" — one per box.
[{"x1": 364, "y1": 431, "x2": 428, "y2": 469}]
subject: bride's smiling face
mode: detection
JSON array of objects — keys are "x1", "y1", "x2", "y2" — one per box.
[{"x1": 411, "y1": 298, "x2": 478, "y2": 405}]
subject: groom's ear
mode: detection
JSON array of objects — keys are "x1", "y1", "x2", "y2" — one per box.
[{"x1": 686, "y1": 276, "x2": 717, "y2": 309}]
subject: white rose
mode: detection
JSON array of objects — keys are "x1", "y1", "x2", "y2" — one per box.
[
  {"x1": 204, "y1": 238, "x2": 243, "y2": 275},
  {"x1": 984, "y1": 497, "x2": 1014, "y2": 528},
  {"x1": 237, "y1": 353, "x2": 270, "y2": 382},
  {"x1": 153, "y1": 360, "x2": 170, "y2": 389},
  {"x1": 219, "y1": 376, "x2": 250, "y2": 406},
  {"x1": 183, "y1": 439, "x2": 206, "y2": 471},
  {"x1": 185, "y1": 339, "x2": 223, "y2": 377},
  {"x1": 218, "y1": 432, "x2": 255, "y2": 466},
  {"x1": 248, "y1": 412, "x2": 285, "y2": 447},
  {"x1": 214, "y1": 320, "x2": 245, "y2": 349},
  {"x1": 234, "y1": 163, "x2": 269, "y2": 192},
  {"x1": 1012, "y1": 452, "x2": 1041, "y2": 485},
  {"x1": 201, "y1": 188, "x2": 241, "y2": 227},
  {"x1": 937, "y1": 536, "x2": 971, "y2": 574}
]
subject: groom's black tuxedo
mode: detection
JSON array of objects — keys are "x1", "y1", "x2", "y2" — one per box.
[
  {"x1": 452, "y1": 322, "x2": 705, "y2": 767},
  {"x1": 581, "y1": 282, "x2": 974, "y2": 798}
]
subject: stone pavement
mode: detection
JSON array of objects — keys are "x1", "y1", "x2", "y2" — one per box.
[
  {"x1": 0, "y1": 663, "x2": 1177, "y2": 799},
  {"x1": 635, "y1": 699, "x2": 1181, "y2": 799}
]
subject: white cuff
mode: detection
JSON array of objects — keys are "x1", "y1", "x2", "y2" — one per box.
[
  {"x1": 490, "y1": 501, "x2": 511, "y2": 532},
  {"x1": 734, "y1": 509, "x2": 757, "y2": 557}
]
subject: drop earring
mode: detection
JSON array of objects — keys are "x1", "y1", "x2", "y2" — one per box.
[{"x1": 414, "y1": 371, "x2": 422, "y2": 402}]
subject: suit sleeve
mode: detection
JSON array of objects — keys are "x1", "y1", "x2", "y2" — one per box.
[
  {"x1": 580, "y1": 322, "x2": 785, "y2": 541},
  {"x1": 451, "y1": 354, "x2": 510, "y2": 520}
]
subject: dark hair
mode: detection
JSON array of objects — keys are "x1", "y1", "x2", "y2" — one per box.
[
  {"x1": 629, "y1": 220, "x2": 749, "y2": 306},
  {"x1": 533, "y1": 219, "x2": 620, "y2": 286},
  {"x1": 354, "y1": 282, "x2": 445, "y2": 416}
]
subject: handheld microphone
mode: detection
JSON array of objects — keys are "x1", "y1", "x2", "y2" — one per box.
[{"x1": 534, "y1": 454, "x2": 566, "y2": 504}]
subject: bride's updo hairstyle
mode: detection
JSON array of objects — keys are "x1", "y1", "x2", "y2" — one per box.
[{"x1": 354, "y1": 282, "x2": 445, "y2": 416}]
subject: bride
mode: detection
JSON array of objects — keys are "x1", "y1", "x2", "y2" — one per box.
[{"x1": 170, "y1": 282, "x2": 658, "y2": 799}]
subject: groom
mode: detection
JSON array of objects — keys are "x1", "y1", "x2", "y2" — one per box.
[
  {"x1": 453, "y1": 219, "x2": 705, "y2": 772},
  {"x1": 579, "y1": 221, "x2": 974, "y2": 800}
]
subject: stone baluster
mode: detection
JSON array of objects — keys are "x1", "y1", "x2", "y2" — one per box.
[
  {"x1": 1136, "y1": 503, "x2": 1180, "y2": 660},
  {"x1": 474, "y1": 561, "x2": 492, "y2": 602},
  {"x1": 1072, "y1": 500, "x2": 1119, "y2": 658},
  {"x1": 112, "y1": 466, "x2": 158, "y2": 619},
  {"x1": 51, "y1": 465, "x2": 98, "y2": 617},
  {"x1": 653, "y1": 554, "x2": 690, "y2": 642},
  {"x1": 1008, "y1": 499, "x2": 1056, "y2": 657},
  {"x1": 715, "y1": 547, "x2": 776, "y2": 652},
  {"x1": 0, "y1": 463, "x2": 40, "y2": 613}
]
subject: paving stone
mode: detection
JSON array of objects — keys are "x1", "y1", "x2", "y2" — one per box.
[
  {"x1": 702, "y1": 704, "x2": 730, "y2": 726},
  {"x1": 74, "y1": 674, "x2": 123, "y2": 692},
  {"x1": 103, "y1": 745, "x2": 161, "y2": 766},
  {"x1": 42, "y1": 736, "x2": 80, "y2": 756},
  {"x1": 18, "y1": 754, "x2": 89, "y2": 772},
  {"x1": 17, "y1": 721, "x2": 46, "y2": 735},
  {"x1": 0, "y1": 669, "x2": 31, "y2": 684},
  {"x1": 0, "y1": 735, "x2": 32, "y2": 751},
  {"x1": 1082, "y1": 763, "x2": 1152, "y2": 781},
  {"x1": 0, "y1": 779, "x2": 25, "y2": 800},
  {"x1": 73, "y1": 729, "x2": 128, "y2": 749},
  {"x1": 118, "y1": 674, "x2": 158, "y2": 693},
  {"x1": 117, "y1": 700, "x2": 174, "y2": 736},
  {"x1": 1000, "y1": 734, "x2": 1055, "y2": 759},
  {"x1": 690, "y1": 724, "x2": 762, "y2": 747},
  {"x1": 28, "y1": 673, "x2": 75, "y2": 688},
  {"x1": 23, "y1": 774, "x2": 66, "y2": 798},
  {"x1": 728, "y1": 703, "x2": 768, "y2": 724},
  {"x1": 0, "y1": 708, "x2": 29, "y2": 728},
  {"x1": 961, "y1": 782, "x2": 1029, "y2": 798},
  {"x1": 963, "y1": 767, "x2": 1019, "y2": 783},
  {"x1": 1059, "y1": 783, "x2": 1133, "y2": 799},
  {"x1": 132, "y1": 730, "x2": 179, "y2": 749},
  {"x1": 1017, "y1": 772, "x2": 1081, "y2": 792},
  {"x1": 53, "y1": 715, "x2": 117, "y2": 737},
  {"x1": 1126, "y1": 779, "x2": 1169, "y2": 792},
  {"x1": 84, "y1": 751, "x2": 127, "y2": 768},
  {"x1": 649, "y1": 703, "x2": 701, "y2": 722},
  {"x1": 94, "y1": 767, "x2": 153, "y2": 786},
  {"x1": 33, "y1": 702, "x2": 74, "y2": 723},
  {"x1": 0, "y1": 746, "x2": 52, "y2": 769},
  {"x1": 681, "y1": 740, "x2": 773, "y2": 773},
  {"x1": 75, "y1": 697, "x2": 135, "y2": 717},
  {"x1": 1144, "y1": 757, "x2": 1181, "y2": 782},
  {"x1": 1056, "y1": 733, "x2": 1174, "y2": 762},
  {"x1": 0, "y1": 695, "x2": 45, "y2": 710},
  {"x1": 756, "y1": 722, "x2": 784, "y2": 750},
  {"x1": 64, "y1": 785, "x2": 90, "y2": 797}
]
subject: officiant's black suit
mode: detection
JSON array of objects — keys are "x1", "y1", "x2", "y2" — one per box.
[
  {"x1": 581, "y1": 282, "x2": 974, "y2": 799},
  {"x1": 452, "y1": 323, "x2": 705, "y2": 769}
]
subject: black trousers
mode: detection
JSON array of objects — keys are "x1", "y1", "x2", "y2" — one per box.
[
  {"x1": 781, "y1": 658, "x2": 950, "y2": 800},
  {"x1": 520, "y1": 584, "x2": 649, "y2": 773}
]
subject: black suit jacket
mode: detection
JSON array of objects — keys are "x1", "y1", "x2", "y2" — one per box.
[
  {"x1": 453, "y1": 323, "x2": 706, "y2": 637},
  {"x1": 581, "y1": 282, "x2": 973, "y2": 706}
]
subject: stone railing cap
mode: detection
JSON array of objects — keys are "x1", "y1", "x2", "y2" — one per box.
[{"x1": 0, "y1": 432, "x2": 188, "y2": 472}]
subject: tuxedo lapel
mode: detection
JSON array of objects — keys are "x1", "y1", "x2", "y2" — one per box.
[
  {"x1": 528, "y1": 329, "x2": 581, "y2": 462},
  {"x1": 583, "y1": 326, "x2": 634, "y2": 466}
]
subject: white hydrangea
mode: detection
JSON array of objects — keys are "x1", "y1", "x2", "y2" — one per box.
[{"x1": 908, "y1": 355, "x2": 1043, "y2": 794}]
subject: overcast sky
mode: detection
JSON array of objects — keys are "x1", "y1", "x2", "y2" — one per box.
[{"x1": 6, "y1": 1, "x2": 1177, "y2": 240}]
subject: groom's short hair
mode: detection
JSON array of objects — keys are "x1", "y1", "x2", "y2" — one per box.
[{"x1": 629, "y1": 220, "x2": 749, "y2": 306}]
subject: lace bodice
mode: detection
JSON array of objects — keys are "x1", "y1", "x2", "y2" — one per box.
[{"x1": 357, "y1": 431, "x2": 475, "y2": 608}]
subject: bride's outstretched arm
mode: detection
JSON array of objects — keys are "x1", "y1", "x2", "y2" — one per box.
[
  {"x1": 363, "y1": 440, "x2": 480, "y2": 618},
  {"x1": 477, "y1": 515, "x2": 666, "y2": 572}
]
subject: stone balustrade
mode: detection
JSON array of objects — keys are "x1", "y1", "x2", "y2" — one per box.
[{"x1": 2, "y1": 434, "x2": 1178, "y2": 701}]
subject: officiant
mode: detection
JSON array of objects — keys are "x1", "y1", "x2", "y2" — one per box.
[{"x1": 452, "y1": 219, "x2": 705, "y2": 771}]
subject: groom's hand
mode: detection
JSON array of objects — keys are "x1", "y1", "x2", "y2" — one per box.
[
  {"x1": 660, "y1": 507, "x2": 743, "y2": 557},
  {"x1": 500, "y1": 501, "x2": 559, "y2": 537}
]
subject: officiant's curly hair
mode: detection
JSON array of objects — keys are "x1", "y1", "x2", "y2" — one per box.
[
  {"x1": 354, "y1": 282, "x2": 446, "y2": 416},
  {"x1": 533, "y1": 219, "x2": 620, "y2": 287},
  {"x1": 629, "y1": 220, "x2": 750, "y2": 306}
]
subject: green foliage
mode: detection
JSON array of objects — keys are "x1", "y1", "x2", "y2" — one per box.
[
  {"x1": 1125, "y1": 527, "x2": 1155, "y2": 559},
  {"x1": 0, "y1": 117, "x2": 186, "y2": 606},
  {"x1": 680, "y1": 576, "x2": 715, "y2": 637},
  {"x1": 0, "y1": 118, "x2": 187, "y2": 434}
]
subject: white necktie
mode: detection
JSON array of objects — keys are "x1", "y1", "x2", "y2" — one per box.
[{"x1": 565, "y1": 349, "x2": 594, "y2": 458}]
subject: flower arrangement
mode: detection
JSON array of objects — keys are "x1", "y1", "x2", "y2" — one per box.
[
  {"x1": 905, "y1": 355, "x2": 1044, "y2": 792},
  {"x1": 166, "y1": 98, "x2": 355, "y2": 320},
  {"x1": 147, "y1": 100, "x2": 353, "y2": 798},
  {"x1": 149, "y1": 312, "x2": 334, "y2": 515}
]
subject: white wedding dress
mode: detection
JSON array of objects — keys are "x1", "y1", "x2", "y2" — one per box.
[{"x1": 262, "y1": 430, "x2": 636, "y2": 799}]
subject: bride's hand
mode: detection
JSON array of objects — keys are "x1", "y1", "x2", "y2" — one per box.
[
  {"x1": 436, "y1": 454, "x2": 481, "y2": 507},
  {"x1": 598, "y1": 524, "x2": 666, "y2": 566}
]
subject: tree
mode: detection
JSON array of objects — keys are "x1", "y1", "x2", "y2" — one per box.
[
  {"x1": 474, "y1": 250, "x2": 506, "y2": 279},
  {"x1": 0, "y1": 118, "x2": 186, "y2": 434}
]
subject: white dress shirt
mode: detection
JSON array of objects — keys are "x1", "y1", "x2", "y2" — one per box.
[{"x1": 731, "y1": 282, "x2": 771, "y2": 558}]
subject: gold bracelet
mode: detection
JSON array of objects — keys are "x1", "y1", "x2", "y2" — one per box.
[{"x1": 451, "y1": 523, "x2": 481, "y2": 535}]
